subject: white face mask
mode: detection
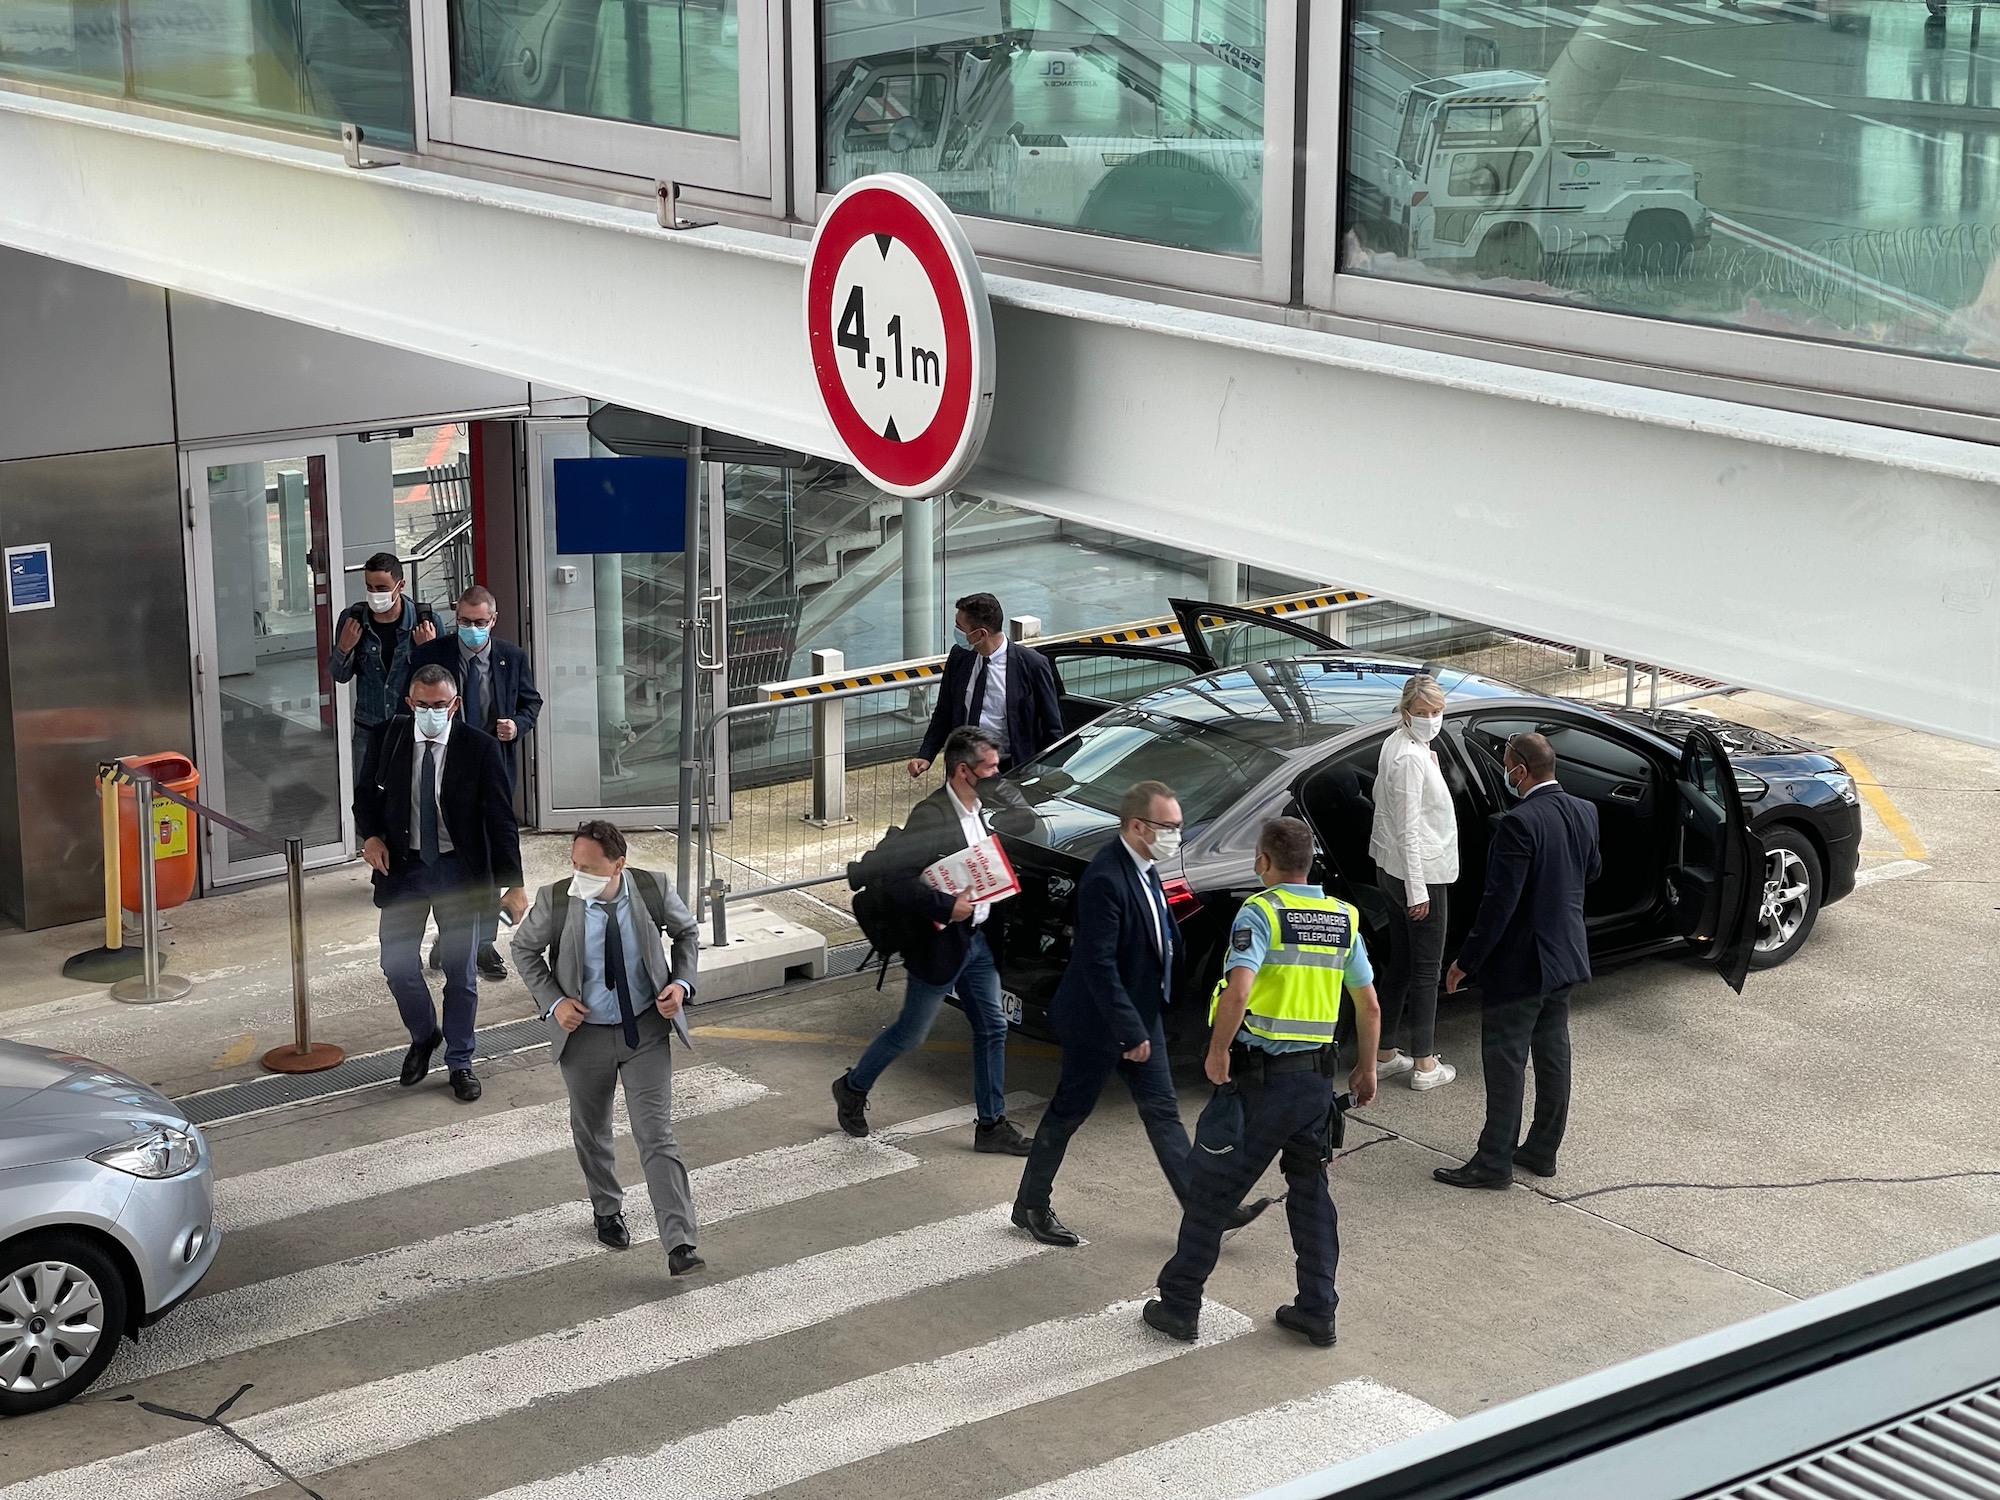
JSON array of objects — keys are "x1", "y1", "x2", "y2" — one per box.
[
  {"x1": 569, "y1": 867, "x2": 611, "y2": 901},
  {"x1": 1150, "y1": 827, "x2": 1183, "y2": 861},
  {"x1": 1407, "y1": 714, "x2": 1443, "y2": 743},
  {"x1": 366, "y1": 589, "x2": 397, "y2": 614}
]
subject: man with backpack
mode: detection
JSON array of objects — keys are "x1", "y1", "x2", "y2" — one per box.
[
  {"x1": 512, "y1": 820, "x2": 706, "y2": 1276},
  {"x1": 833, "y1": 726, "x2": 1034, "y2": 1155}
]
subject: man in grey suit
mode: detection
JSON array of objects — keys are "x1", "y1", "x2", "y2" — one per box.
[{"x1": 512, "y1": 819, "x2": 706, "y2": 1275}]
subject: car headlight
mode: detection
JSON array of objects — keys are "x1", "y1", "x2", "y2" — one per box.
[
  {"x1": 90, "y1": 1125, "x2": 200, "y2": 1179},
  {"x1": 1813, "y1": 770, "x2": 1859, "y2": 806}
]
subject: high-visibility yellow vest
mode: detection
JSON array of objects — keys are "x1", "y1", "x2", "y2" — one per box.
[{"x1": 1210, "y1": 887, "x2": 1356, "y2": 1045}]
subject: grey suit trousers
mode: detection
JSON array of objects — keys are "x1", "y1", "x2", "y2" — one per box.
[{"x1": 558, "y1": 1009, "x2": 697, "y2": 1252}]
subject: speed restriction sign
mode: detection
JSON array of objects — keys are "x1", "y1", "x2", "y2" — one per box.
[{"x1": 805, "y1": 174, "x2": 996, "y2": 498}]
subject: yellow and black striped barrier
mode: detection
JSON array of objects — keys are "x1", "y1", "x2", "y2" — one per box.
[{"x1": 760, "y1": 588, "x2": 1371, "y2": 701}]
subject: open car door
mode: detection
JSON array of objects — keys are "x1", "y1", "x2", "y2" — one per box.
[
  {"x1": 1169, "y1": 598, "x2": 1347, "y2": 671},
  {"x1": 1035, "y1": 642, "x2": 1206, "y2": 737},
  {"x1": 1669, "y1": 727, "x2": 1763, "y2": 992}
]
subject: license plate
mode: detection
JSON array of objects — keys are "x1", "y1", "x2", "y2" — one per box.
[{"x1": 1000, "y1": 989, "x2": 1025, "y2": 1026}]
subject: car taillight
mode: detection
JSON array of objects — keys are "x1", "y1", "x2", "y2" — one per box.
[{"x1": 1162, "y1": 878, "x2": 1201, "y2": 922}]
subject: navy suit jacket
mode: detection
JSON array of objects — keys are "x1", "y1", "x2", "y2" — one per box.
[
  {"x1": 918, "y1": 642, "x2": 1063, "y2": 767},
  {"x1": 412, "y1": 632, "x2": 543, "y2": 741},
  {"x1": 1050, "y1": 838, "x2": 1178, "y2": 1054},
  {"x1": 1455, "y1": 782, "x2": 1602, "y2": 1005},
  {"x1": 353, "y1": 716, "x2": 524, "y2": 906}
]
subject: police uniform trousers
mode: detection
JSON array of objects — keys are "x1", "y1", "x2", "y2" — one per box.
[{"x1": 1156, "y1": 1054, "x2": 1340, "y2": 1323}]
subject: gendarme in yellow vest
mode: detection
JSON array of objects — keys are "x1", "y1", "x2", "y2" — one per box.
[{"x1": 1209, "y1": 888, "x2": 1357, "y2": 1045}]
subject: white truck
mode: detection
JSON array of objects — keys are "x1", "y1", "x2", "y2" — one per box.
[
  {"x1": 1346, "y1": 24, "x2": 1710, "y2": 277},
  {"x1": 820, "y1": 0, "x2": 1266, "y2": 255}
]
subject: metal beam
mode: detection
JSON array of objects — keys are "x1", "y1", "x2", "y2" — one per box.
[{"x1": 5, "y1": 93, "x2": 1999, "y2": 746}]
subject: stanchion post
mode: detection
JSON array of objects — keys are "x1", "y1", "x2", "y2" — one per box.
[
  {"x1": 100, "y1": 764, "x2": 120, "y2": 954},
  {"x1": 110, "y1": 772, "x2": 191, "y2": 1004},
  {"x1": 263, "y1": 835, "x2": 344, "y2": 1073},
  {"x1": 805, "y1": 648, "x2": 850, "y2": 827}
]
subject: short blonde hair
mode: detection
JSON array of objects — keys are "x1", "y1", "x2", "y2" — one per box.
[{"x1": 1398, "y1": 674, "x2": 1446, "y2": 721}]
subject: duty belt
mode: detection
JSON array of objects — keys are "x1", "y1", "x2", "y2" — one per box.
[{"x1": 1231, "y1": 1043, "x2": 1334, "y2": 1080}]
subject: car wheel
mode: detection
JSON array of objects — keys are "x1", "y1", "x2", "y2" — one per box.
[
  {"x1": 0, "y1": 1233, "x2": 128, "y2": 1415},
  {"x1": 1749, "y1": 826, "x2": 1822, "y2": 970}
]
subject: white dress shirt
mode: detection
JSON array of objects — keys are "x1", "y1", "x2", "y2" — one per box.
[
  {"x1": 1368, "y1": 727, "x2": 1458, "y2": 888},
  {"x1": 1122, "y1": 835, "x2": 1164, "y2": 954},
  {"x1": 949, "y1": 782, "x2": 992, "y2": 927},
  {"x1": 409, "y1": 716, "x2": 456, "y2": 855},
  {"x1": 966, "y1": 638, "x2": 1010, "y2": 757}
]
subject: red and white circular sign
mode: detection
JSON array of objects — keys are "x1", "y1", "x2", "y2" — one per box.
[{"x1": 805, "y1": 174, "x2": 996, "y2": 499}]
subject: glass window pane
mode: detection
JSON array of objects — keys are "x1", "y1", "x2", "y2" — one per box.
[
  {"x1": 1341, "y1": 2, "x2": 2000, "y2": 368},
  {"x1": 451, "y1": 0, "x2": 738, "y2": 136},
  {"x1": 820, "y1": 0, "x2": 1267, "y2": 254}
]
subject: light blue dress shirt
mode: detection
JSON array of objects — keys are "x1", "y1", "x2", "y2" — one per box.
[
  {"x1": 579, "y1": 882, "x2": 648, "y2": 1026},
  {"x1": 1225, "y1": 883, "x2": 1374, "y2": 1053}
]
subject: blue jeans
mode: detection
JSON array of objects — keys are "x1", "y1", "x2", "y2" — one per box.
[
  {"x1": 1014, "y1": 1015, "x2": 1191, "y2": 1213},
  {"x1": 379, "y1": 853, "x2": 483, "y2": 1071},
  {"x1": 849, "y1": 930, "x2": 1008, "y2": 1123}
]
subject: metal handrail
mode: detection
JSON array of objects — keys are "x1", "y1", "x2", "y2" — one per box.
[{"x1": 340, "y1": 516, "x2": 473, "y2": 572}]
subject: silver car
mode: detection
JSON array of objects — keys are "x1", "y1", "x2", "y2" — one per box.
[{"x1": 0, "y1": 1038, "x2": 216, "y2": 1414}]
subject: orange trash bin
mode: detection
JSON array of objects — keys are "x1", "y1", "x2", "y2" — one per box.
[{"x1": 117, "y1": 753, "x2": 199, "y2": 914}]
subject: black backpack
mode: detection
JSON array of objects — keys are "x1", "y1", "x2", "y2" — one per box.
[
  {"x1": 548, "y1": 868, "x2": 672, "y2": 972},
  {"x1": 847, "y1": 824, "x2": 928, "y2": 988}
]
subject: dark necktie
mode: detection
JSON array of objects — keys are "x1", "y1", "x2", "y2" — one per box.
[
  {"x1": 419, "y1": 740, "x2": 441, "y2": 865},
  {"x1": 1147, "y1": 869, "x2": 1174, "y2": 1002},
  {"x1": 601, "y1": 902, "x2": 641, "y2": 1049},
  {"x1": 463, "y1": 657, "x2": 484, "y2": 733},
  {"x1": 967, "y1": 652, "x2": 990, "y2": 728}
]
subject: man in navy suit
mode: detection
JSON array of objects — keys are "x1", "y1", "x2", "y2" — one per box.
[
  {"x1": 907, "y1": 592, "x2": 1063, "y2": 777},
  {"x1": 1438, "y1": 731, "x2": 1601, "y2": 1188},
  {"x1": 1012, "y1": 780, "x2": 1269, "y2": 1246},
  {"x1": 415, "y1": 586, "x2": 542, "y2": 979}
]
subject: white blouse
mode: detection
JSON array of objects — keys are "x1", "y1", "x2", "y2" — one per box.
[{"x1": 1368, "y1": 728, "x2": 1460, "y2": 889}]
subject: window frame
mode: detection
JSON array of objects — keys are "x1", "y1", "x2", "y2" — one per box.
[
  {"x1": 792, "y1": 0, "x2": 1300, "y2": 302},
  {"x1": 417, "y1": 0, "x2": 780, "y2": 204}
]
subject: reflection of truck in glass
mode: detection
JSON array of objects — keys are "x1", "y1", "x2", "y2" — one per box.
[
  {"x1": 820, "y1": 0, "x2": 1265, "y2": 254},
  {"x1": 1346, "y1": 24, "x2": 1709, "y2": 277}
]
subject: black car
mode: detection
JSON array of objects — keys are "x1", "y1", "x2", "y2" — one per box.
[{"x1": 991, "y1": 601, "x2": 1862, "y2": 1048}]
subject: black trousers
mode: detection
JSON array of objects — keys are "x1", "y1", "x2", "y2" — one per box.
[
  {"x1": 1470, "y1": 985, "x2": 1573, "y2": 1175},
  {"x1": 1013, "y1": 1016, "x2": 1190, "y2": 1213},
  {"x1": 1377, "y1": 872, "x2": 1449, "y2": 1058}
]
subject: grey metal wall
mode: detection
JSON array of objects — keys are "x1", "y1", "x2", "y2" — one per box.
[{"x1": 0, "y1": 446, "x2": 193, "y2": 929}]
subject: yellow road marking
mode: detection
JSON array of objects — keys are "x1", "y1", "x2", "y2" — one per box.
[
  {"x1": 1835, "y1": 750, "x2": 1929, "y2": 861},
  {"x1": 212, "y1": 1032, "x2": 258, "y2": 1070},
  {"x1": 693, "y1": 1024, "x2": 1062, "y2": 1058}
]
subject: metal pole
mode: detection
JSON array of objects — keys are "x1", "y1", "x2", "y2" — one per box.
[
  {"x1": 1624, "y1": 662, "x2": 1636, "y2": 709},
  {"x1": 100, "y1": 765, "x2": 120, "y2": 953},
  {"x1": 676, "y1": 426, "x2": 705, "y2": 897},
  {"x1": 110, "y1": 773, "x2": 190, "y2": 1004},
  {"x1": 263, "y1": 836, "x2": 344, "y2": 1072},
  {"x1": 1648, "y1": 666, "x2": 1660, "y2": 713},
  {"x1": 807, "y1": 648, "x2": 850, "y2": 825}
]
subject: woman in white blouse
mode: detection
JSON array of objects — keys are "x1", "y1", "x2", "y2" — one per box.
[{"x1": 1366, "y1": 676, "x2": 1459, "y2": 1090}]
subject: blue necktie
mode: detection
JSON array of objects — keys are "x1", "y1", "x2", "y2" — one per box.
[
  {"x1": 1147, "y1": 870, "x2": 1174, "y2": 1004},
  {"x1": 601, "y1": 903, "x2": 642, "y2": 1049},
  {"x1": 418, "y1": 740, "x2": 441, "y2": 865},
  {"x1": 463, "y1": 658, "x2": 484, "y2": 733}
]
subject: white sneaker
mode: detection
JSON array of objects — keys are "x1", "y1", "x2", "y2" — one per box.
[
  {"x1": 1409, "y1": 1059, "x2": 1458, "y2": 1092},
  {"x1": 1375, "y1": 1051, "x2": 1415, "y2": 1080}
]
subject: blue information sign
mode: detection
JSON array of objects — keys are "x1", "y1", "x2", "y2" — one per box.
[
  {"x1": 5, "y1": 543, "x2": 54, "y2": 613},
  {"x1": 552, "y1": 457, "x2": 688, "y2": 555}
]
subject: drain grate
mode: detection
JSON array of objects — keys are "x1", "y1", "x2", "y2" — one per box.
[
  {"x1": 1708, "y1": 1378, "x2": 2000, "y2": 1500},
  {"x1": 175, "y1": 1015, "x2": 551, "y2": 1125}
]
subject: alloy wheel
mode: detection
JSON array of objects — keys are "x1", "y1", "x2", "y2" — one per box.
[
  {"x1": 0, "y1": 1261, "x2": 107, "y2": 1393},
  {"x1": 1755, "y1": 846, "x2": 1812, "y2": 953}
]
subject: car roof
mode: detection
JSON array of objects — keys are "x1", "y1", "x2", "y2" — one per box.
[{"x1": 1122, "y1": 654, "x2": 1525, "y2": 753}]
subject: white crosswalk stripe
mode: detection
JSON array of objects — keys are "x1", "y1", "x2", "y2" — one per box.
[
  {"x1": 213, "y1": 1063, "x2": 770, "y2": 1231},
  {"x1": 106, "y1": 1132, "x2": 918, "y2": 1384},
  {"x1": 1, "y1": 1208, "x2": 1052, "y2": 1500},
  {"x1": 487, "y1": 1298, "x2": 1256, "y2": 1500},
  {"x1": 1364, "y1": 0, "x2": 1789, "y2": 28},
  {"x1": 992, "y1": 1380, "x2": 1452, "y2": 1500}
]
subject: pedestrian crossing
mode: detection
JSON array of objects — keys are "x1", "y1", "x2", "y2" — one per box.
[{"x1": 0, "y1": 1058, "x2": 1451, "y2": 1500}]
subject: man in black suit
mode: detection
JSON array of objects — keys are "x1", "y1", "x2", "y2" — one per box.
[
  {"x1": 1012, "y1": 779, "x2": 1268, "y2": 1246},
  {"x1": 414, "y1": 586, "x2": 543, "y2": 980},
  {"x1": 1437, "y1": 731, "x2": 1601, "y2": 1188},
  {"x1": 907, "y1": 592, "x2": 1063, "y2": 777},
  {"x1": 832, "y1": 726, "x2": 1035, "y2": 1155},
  {"x1": 355, "y1": 663, "x2": 527, "y2": 1103}
]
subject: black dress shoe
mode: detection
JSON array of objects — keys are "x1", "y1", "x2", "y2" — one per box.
[
  {"x1": 1275, "y1": 1303, "x2": 1337, "y2": 1347},
  {"x1": 974, "y1": 1117, "x2": 1033, "y2": 1156},
  {"x1": 595, "y1": 1212, "x2": 630, "y2": 1249},
  {"x1": 1433, "y1": 1163, "x2": 1511, "y2": 1190},
  {"x1": 400, "y1": 1031, "x2": 443, "y2": 1087},
  {"x1": 427, "y1": 940, "x2": 443, "y2": 973},
  {"x1": 1513, "y1": 1150, "x2": 1558, "y2": 1179},
  {"x1": 831, "y1": 1072, "x2": 870, "y2": 1138},
  {"x1": 1225, "y1": 1195, "x2": 1279, "y2": 1232},
  {"x1": 1011, "y1": 1204, "x2": 1081, "y2": 1247},
  {"x1": 668, "y1": 1244, "x2": 705, "y2": 1276},
  {"x1": 477, "y1": 944, "x2": 509, "y2": 982},
  {"x1": 449, "y1": 1068, "x2": 482, "y2": 1103},
  {"x1": 1141, "y1": 1299, "x2": 1199, "y2": 1343}
]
